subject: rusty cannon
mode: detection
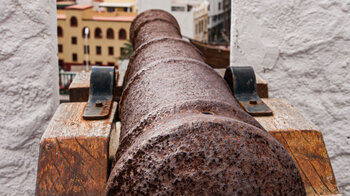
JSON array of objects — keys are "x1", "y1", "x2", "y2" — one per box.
[
  {"x1": 36, "y1": 9, "x2": 340, "y2": 196},
  {"x1": 105, "y1": 10, "x2": 305, "y2": 195}
]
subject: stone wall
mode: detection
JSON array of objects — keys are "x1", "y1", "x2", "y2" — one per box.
[
  {"x1": 230, "y1": 0, "x2": 350, "y2": 194},
  {"x1": 0, "y1": 0, "x2": 59, "y2": 195}
]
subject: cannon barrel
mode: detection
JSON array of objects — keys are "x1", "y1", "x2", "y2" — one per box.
[{"x1": 106, "y1": 10, "x2": 305, "y2": 195}]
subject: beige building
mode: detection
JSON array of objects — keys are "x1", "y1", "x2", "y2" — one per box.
[
  {"x1": 57, "y1": 3, "x2": 136, "y2": 70},
  {"x1": 194, "y1": 1, "x2": 209, "y2": 42}
]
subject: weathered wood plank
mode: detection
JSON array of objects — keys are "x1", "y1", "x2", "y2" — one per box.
[
  {"x1": 255, "y1": 98, "x2": 317, "y2": 131},
  {"x1": 270, "y1": 130, "x2": 339, "y2": 195},
  {"x1": 36, "y1": 102, "x2": 117, "y2": 196},
  {"x1": 255, "y1": 74, "x2": 269, "y2": 98},
  {"x1": 69, "y1": 70, "x2": 90, "y2": 102},
  {"x1": 254, "y1": 98, "x2": 339, "y2": 195},
  {"x1": 214, "y1": 68, "x2": 269, "y2": 98}
]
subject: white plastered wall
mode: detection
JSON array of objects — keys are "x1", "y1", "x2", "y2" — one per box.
[
  {"x1": 0, "y1": 0, "x2": 59, "y2": 195},
  {"x1": 230, "y1": 0, "x2": 350, "y2": 194}
]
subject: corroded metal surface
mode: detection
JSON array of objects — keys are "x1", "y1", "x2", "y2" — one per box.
[{"x1": 106, "y1": 9, "x2": 305, "y2": 195}]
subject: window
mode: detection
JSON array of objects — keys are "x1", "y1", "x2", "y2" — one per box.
[
  {"x1": 71, "y1": 37, "x2": 77, "y2": 44},
  {"x1": 108, "y1": 47, "x2": 114, "y2": 55},
  {"x1": 187, "y1": 5, "x2": 193, "y2": 12},
  {"x1": 107, "y1": 7, "x2": 115, "y2": 12},
  {"x1": 219, "y1": 2, "x2": 222, "y2": 10},
  {"x1": 123, "y1": 7, "x2": 133, "y2": 12},
  {"x1": 70, "y1": 16, "x2": 78, "y2": 27},
  {"x1": 58, "y1": 59, "x2": 64, "y2": 67},
  {"x1": 58, "y1": 44, "x2": 63, "y2": 53},
  {"x1": 107, "y1": 28, "x2": 114, "y2": 39},
  {"x1": 72, "y1": 53, "x2": 77, "y2": 62},
  {"x1": 94, "y1": 28, "x2": 102, "y2": 38},
  {"x1": 118, "y1": 29, "x2": 126, "y2": 40},
  {"x1": 95, "y1": 61, "x2": 103, "y2": 66},
  {"x1": 82, "y1": 27, "x2": 90, "y2": 38},
  {"x1": 84, "y1": 45, "x2": 89, "y2": 54},
  {"x1": 96, "y1": 46, "x2": 101, "y2": 55},
  {"x1": 57, "y1": 26, "x2": 63, "y2": 37},
  {"x1": 108, "y1": 62, "x2": 115, "y2": 67},
  {"x1": 171, "y1": 6, "x2": 185, "y2": 12},
  {"x1": 196, "y1": 24, "x2": 199, "y2": 34}
]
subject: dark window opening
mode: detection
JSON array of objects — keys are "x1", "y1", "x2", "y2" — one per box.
[
  {"x1": 107, "y1": 28, "x2": 114, "y2": 39},
  {"x1": 108, "y1": 47, "x2": 114, "y2": 55},
  {"x1": 107, "y1": 7, "x2": 115, "y2": 12},
  {"x1": 108, "y1": 62, "x2": 115, "y2": 67},
  {"x1": 94, "y1": 28, "x2": 102, "y2": 38},
  {"x1": 118, "y1": 29, "x2": 126, "y2": 40},
  {"x1": 72, "y1": 53, "x2": 77, "y2": 62},
  {"x1": 57, "y1": 26, "x2": 63, "y2": 37},
  {"x1": 95, "y1": 61, "x2": 103, "y2": 66},
  {"x1": 58, "y1": 59, "x2": 64, "y2": 67},
  {"x1": 58, "y1": 44, "x2": 63, "y2": 53},
  {"x1": 96, "y1": 46, "x2": 101, "y2": 55},
  {"x1": 70, "y1": 16, "x2": 78, "y2": 27},
  {"x1": 171, "y1": 6, "x2": 185, "y2": 12},
  {"x1": 71, "y1": 37, "x2": 77, "y2": 44}
]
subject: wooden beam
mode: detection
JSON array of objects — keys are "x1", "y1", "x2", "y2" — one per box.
[
  {"x1": 69, "y1": 70, "x2": 90, "y2": 102},
  {"x1": 254, "y1": 98, "x2": 340, "y2": 196},
  {"x1": 36, "y1": 102, "x2": 117, "y2": 196}
]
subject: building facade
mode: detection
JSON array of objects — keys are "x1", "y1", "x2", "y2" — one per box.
[
  {"x1": 194, "y1": 1, "x2": 209, "y2": 42},
  {"x1": 207, "y1": 0, "x2": 230, "y2": 42},
  {"x1": 137, "y1": 0, "x2": 209, "y2": 42},
  {"x1": 57, "y1": 4, "x2": 136, "y2": 71}
]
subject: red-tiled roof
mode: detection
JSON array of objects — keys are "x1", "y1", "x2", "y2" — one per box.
[
  {"x1": 66, "y1": 4, "x2": 93, "y2": 10},
  {"x1": 92, "y1": 16, "x2": 135, "y2": 22},
  {"x1": 57, "y1": 14, "x2": 66, "y2": 20}
]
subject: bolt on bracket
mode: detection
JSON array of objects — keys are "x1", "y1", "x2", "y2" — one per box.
[
  {"x1": 83, "y1": 66, "x2": 115, "y2": 120},
  {"x1": 224, "y1": 66, "x2": 273, "y2": 116}
]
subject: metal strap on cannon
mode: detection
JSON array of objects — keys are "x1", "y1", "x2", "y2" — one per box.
[
  {"x1": 83, "y1": 66, "x2": 115, "y2": 120},
  {"x1": 224, "y1": 66, "x2": 273, "y2": 116}
]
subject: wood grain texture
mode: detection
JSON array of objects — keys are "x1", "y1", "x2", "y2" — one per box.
[
  {"x1": 255, "y1": 98, "x2": 317, "y2": 131},
  {"x1": 36, "y1": 102, "x2": 117, "y2": 196},
  {"x1": 69, "y1": 70, "x2": 90, "y2": 102},
  {"x1": 255, "y1": 74, "x2": 269, "y2": 98},
  {"x1": 254, "y1": 98, "x2": 339, "y2": 195},
  {"x1": 270, "y1": 130, "x2": 339, "y2": 195}
]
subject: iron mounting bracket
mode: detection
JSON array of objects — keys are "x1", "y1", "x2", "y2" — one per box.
[
  {"x1": 83, "y1": 66, "x2": 115, "y2": 120},
  {"x1": 224, "y1": 66, "x2": 273, "y2": 116}
]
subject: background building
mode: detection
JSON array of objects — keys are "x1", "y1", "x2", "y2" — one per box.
[
  {"x1": 137, "y1": 0, "x2": 209, "y2": 42},
  {"x1": 207, "y1": 0, "x2": 230, "y2": 42},
  {"x1": 57, "y1": 3, "x2": 136, "y2": 71}
]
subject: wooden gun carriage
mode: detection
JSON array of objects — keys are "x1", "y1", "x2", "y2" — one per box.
[{"x1": 36, "y1": 10, "x2": 340, "y2": 195}]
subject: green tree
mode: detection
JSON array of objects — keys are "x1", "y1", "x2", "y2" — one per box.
[{"x1": 120, "y1": 41, "x2": 133, "y2": 60}]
